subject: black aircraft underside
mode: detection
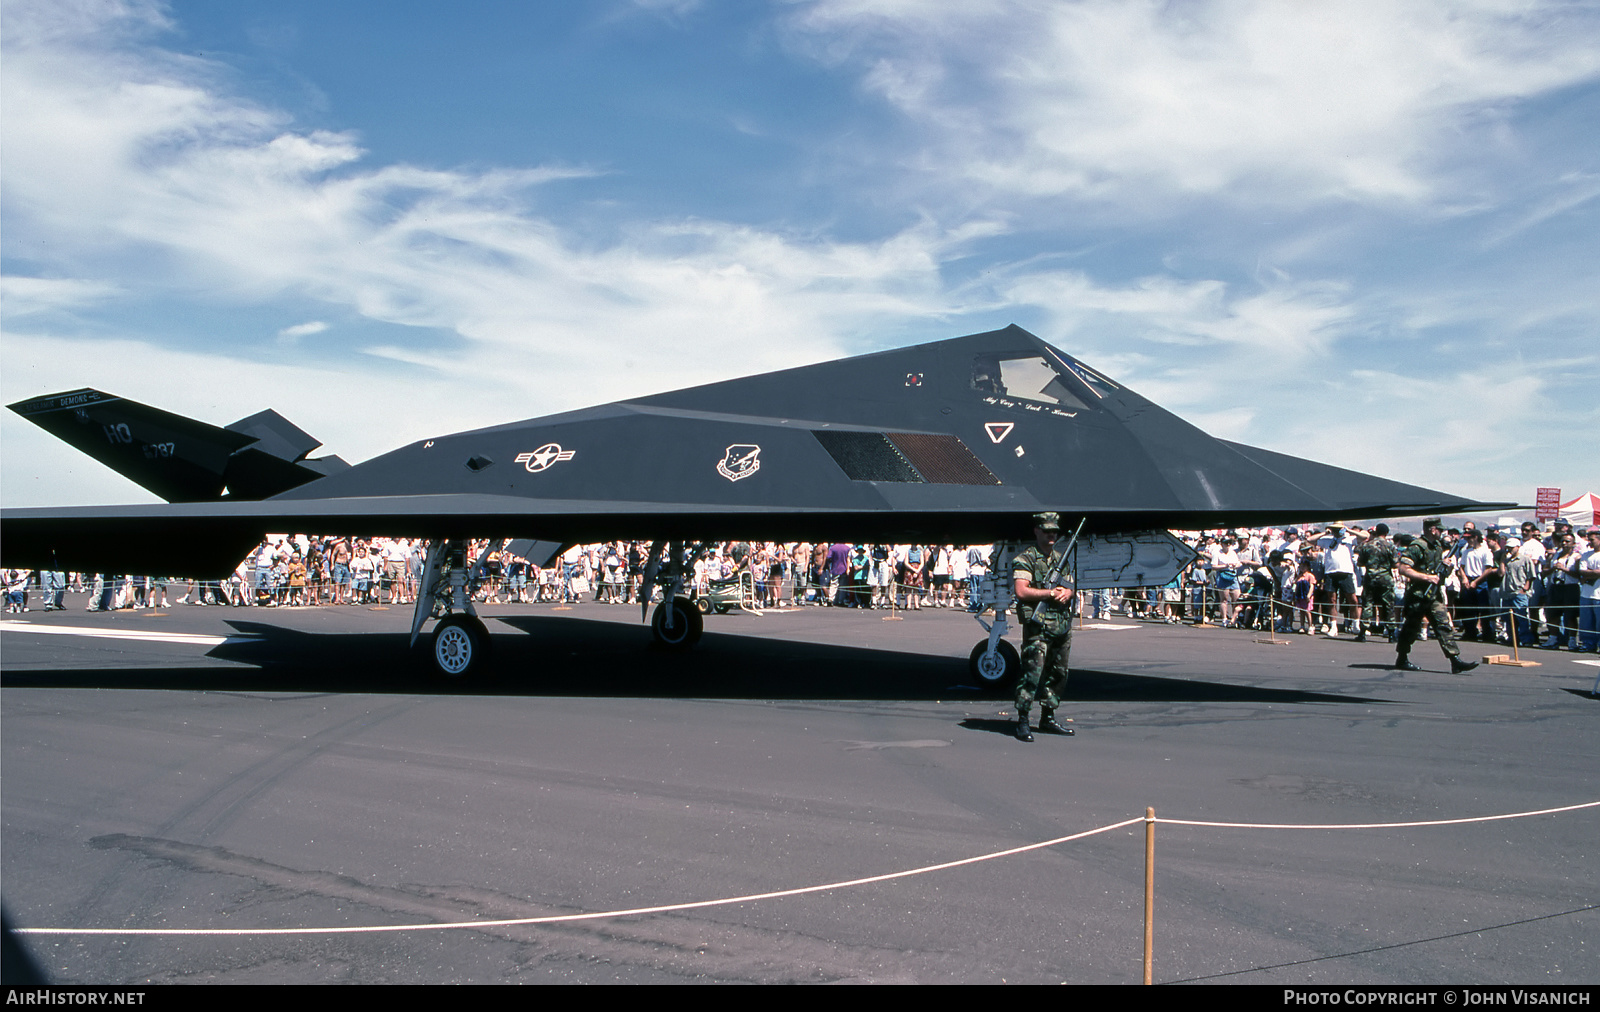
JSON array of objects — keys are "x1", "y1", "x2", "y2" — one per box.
[{"x1": 4, "y1": 324, "x2": 1500, "y2": 578}]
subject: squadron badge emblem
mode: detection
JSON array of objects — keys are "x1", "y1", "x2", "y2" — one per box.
[
  {"x1": 515, "y1": 443, "x2": 576, "y2": 473},
  {"x1": 716, "y1": 444, "x2": 762, "y2": 482}
]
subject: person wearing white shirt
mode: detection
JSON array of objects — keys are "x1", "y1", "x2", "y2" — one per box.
[
  {"x1": 1319, "y1": 524, "x2": 1360, "y2": 635},
  {"x1": 1456, "y1": 529, "x2": 1496, "y2": 642},
  {"x1": 1542, "y1": 531, "x2": 1582, "y2": 649},
  {"x1": 1209, "y1": 537, "x2": 1242, "y2": 627},
  {"x1": 1577, "y1": 529, "x2": 1600, "y2": 653}
]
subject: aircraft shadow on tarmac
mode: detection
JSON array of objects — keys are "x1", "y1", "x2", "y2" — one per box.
[{"x1": 2, "y1": 615, "x2": 1394, "y2": 706}]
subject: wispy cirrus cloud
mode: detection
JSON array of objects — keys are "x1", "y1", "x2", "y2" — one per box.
[
  {"x1": 790, "y1": 0, "x2": 1600, "y2": 206},
  {"x1": 276, "y1": 320, "x2": 327, "y2": 341},
  {"x1": 0, "y1": 276, "x2": 123, "y2": 317},
  {"x1": 0, "y1": 0, "x2": 987, "y2": 397},
  {"x1": 0, "y1": 0, "x2": 1002, "y2": 505}
]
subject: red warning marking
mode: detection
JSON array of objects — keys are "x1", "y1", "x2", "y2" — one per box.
[{"x1": 984, "y1": 422, "x2": 1014, "y2": 443}]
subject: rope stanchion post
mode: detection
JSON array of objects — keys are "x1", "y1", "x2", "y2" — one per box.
[
  {"x1": 1143, "y1": 806, "x2": 1155, "y2": 985},
  {"x1": 1487, "y1": 604, "x2": 1539, "y2": 667},
  {"x1": 1254, "y1": 605, "x2": 1287, "y2": 646}
]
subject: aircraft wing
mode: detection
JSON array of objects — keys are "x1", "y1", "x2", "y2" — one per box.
[{"x1": 2, "y1": 326, "x2": 1507, "y2": 578}]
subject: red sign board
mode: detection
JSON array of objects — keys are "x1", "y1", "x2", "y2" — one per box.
[{"x1": 1535, "y1": 487, "x2": 1561, "y2": 521}]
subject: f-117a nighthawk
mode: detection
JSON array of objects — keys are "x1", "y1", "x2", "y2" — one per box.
[{"x1": 3, "y1": 325, "x2": 1500, "y2": 682}]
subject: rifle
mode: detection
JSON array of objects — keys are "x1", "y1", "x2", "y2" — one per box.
[
  {"x1": 1035, "y1": 517, "x2": 1087, "y2": 618},
  {"x1": 1408, "y1": 543, "x2": 1456, "y2": 605}
]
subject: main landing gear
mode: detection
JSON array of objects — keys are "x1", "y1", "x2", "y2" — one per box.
[
  {"x1": 431, "y1": 613, "x2": 492, "y2": 678},
  {"x1": 410, "y1": 537, "x2": 719, "y2": 678},
  {"x1": 413, "y1": 538, "x2": 493, "y2": 679},
  {"x1": 642, "y1": 538, "x2": 709, "y2": 649},
  {"x1": 651, "y1": 595, "x2": 703, "y2": 649}
]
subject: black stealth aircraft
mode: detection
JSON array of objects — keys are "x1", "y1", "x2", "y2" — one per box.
[{"x1": 3, "y1": 325, "x2": 1499, "y2": 677}]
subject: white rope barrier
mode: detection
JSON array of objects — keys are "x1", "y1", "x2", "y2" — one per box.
[
  {"x1": 16, "y1": 817, "x2": 1147, "y2": 937},
  {"x1": 1155, "y1": 799, "x2": 1600, "y2": 830},
  {"x1": 19, "y1": 797, "x2": 1599, "y2": 939}
]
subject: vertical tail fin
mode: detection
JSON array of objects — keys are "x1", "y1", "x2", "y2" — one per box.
[{"x1": 8, "y1": 389, "x2": 347, "y2": 502}]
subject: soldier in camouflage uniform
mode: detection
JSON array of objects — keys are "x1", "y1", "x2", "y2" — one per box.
[
  {"x1": 1395, "y1": 518, "x2": 1479, "y2": 674},
  {"x1": 1010, "y1": 512, "x2": 1076, "y2": 742},
  {"x1": 1354, "y1": 523, "x2": 1396, "y2": 643}
]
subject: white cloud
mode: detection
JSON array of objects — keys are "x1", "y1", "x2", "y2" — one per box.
[
  {"x1": 0, "y1": 277, "x2": 123, "y2": 317},
  {"x1": 0, "y1": 0, "x2": 985, "y2": 402},
  {"x1": 276, "y1": 321, "x2": 328, "y2": 340},
  {"x1": 1002, "y1": 269, "x2": 1355, "y2": 360},
  {"x1": 793, "y1": 0, "x2": 1600, "y2": 204},
  {"x1": 0, "y1": 4, "x2": 1013, "y2": 504}
]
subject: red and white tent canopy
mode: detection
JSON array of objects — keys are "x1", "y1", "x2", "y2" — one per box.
[{"x1": 1560, "y1": 491, "x2": 1600, "y2": 528}]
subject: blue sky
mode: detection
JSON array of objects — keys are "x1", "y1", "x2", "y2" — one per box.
[{"x1": 3, "y1": 0, "x2": 1597, "y2": 509}]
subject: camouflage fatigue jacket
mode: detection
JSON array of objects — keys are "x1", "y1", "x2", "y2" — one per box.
[
  {"x1": 1013, "y1": 543, "x2": 1074, "y2": 635},
  {"x1": 1357, "y1": 538, "x2": 1397, "y2": 583},
  {"x1": 1400, "y1": 537, "x2": 1447, "y2": 600}
]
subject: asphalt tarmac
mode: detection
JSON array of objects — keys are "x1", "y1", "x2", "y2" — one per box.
[{"x1": 2, "y1": 599, "x2": 1596, "y2": 985}]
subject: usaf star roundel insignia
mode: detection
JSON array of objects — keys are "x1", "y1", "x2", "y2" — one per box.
[
  {"x1": 717, "y1": 444, "x2": 761, "y2": 482},
  {"x1": 515, "y1": 443, "x2": 576, "y2": 473}
]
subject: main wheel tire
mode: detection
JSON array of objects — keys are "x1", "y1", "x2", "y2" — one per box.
[
  {"x1": 969, "y1": 639, "x2": 1021, "y2": 695},
  {"x1": 466, "y1": 615, "x2": 493, "y2": 659},
  {"x1": 652, "y1": 596, "x2": 703, "y2": 648},
  {"x1": 432, "y1": 615, "x2": 487, "y2": 678}
]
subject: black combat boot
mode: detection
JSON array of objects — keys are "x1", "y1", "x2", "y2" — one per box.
[
  {"x1": 1450, "y1": 657, "x2": 1479, "y2": 675},
  {"x1": 1394, "y1": 653, "x2": 1421, "y2": 672},
  {"x1": 1014, "y1": 715, "x2": 1034, "y2": 742},
  {"x1": 1039, "y1": 712, "x2": 1074, "y2": 736}
]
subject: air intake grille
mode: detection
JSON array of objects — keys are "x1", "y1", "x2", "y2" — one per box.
[
  {"x1": 813, "y1": 431, "x2": 1001, "y2": 485},
  {"x1": 813, "y1": 431, "x2": 921, "y2": 482},
  {"x1": 887, "y1": 433, "x2": 1001, "y2": 485}
]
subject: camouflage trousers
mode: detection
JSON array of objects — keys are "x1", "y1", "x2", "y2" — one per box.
[
  {"x1": 1397, "y1": 593, "x2": 1461, "y2": 660},
  {"x1": 1016, "y1": 624, "x2": 1071, "y2": 716},
  {"x1": 1361, "y1": 576, "x2": 1394, "y2": 629}
]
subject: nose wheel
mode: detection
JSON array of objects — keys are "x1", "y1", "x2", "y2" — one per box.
[{"x1": 969, "y1": 639, "x2": 1020, "y2": 695}]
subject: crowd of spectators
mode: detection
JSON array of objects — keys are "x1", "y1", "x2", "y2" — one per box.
[
  {"x1": 1099, "y1": 520, "x2": 1600, "y2": 654},
  {"x1": 7, "y1": 521, "x2": 1598, "y2": 654}
]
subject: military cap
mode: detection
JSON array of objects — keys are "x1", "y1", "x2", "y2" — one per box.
[
  {"x1": 1032, "y1": 512, "x2": 1061, "y2": 531},
  {"x1": 1422, "y1": 517, "x2": 1443, "y2": 529}
]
